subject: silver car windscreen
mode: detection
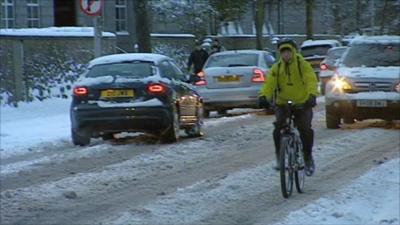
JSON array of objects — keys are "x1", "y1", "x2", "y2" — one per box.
[
  {"x1": 342, "y1": 44, "x2": 400, "y2": 68},
  {"x1": 205, "y1": 54, "x2": 259, "y2": 68},
  {"x1": 86, "y1": 61, "x2": 155, "y2": 78}
]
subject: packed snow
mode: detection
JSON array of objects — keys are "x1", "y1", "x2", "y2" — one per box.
[
  {"x1": 0, "y1": 97, "x2": 398, "y2": 225},
  {"x1": 0, "y1": 27, "x2": 115, "y2": 37}
]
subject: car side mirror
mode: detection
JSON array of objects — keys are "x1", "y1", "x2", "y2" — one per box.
[{"x1": 183, "y1": 74, "x2": 192, "y2": 83}]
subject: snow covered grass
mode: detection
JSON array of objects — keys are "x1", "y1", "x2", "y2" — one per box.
[
  {"x1": 0, "y1": 98, "x2": 71, "y2": 158},
  {"x1": 271, "y1": 158, "x2": 400, "y2": 225}
]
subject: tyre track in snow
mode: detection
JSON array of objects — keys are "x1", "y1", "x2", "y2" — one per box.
[
  {"x1": 199, "y1": 129, "x2": 399, "y2": 225},
  {"x1": 0, "y1": 111, "x2": 272, "y2": 190},
  {"x1": 2, "y1": 105, "x2": 398, "y2": 225},
  {"x1": 95, "y1": 127, "x2": 399, "y2": 225}
]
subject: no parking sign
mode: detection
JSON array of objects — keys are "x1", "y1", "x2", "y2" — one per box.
[{"x1": 80, "y1": 0, "x2": 103, "y2": 16}]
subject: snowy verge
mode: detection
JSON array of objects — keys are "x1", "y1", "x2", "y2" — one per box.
[
  {"x1": 269, "y1": 158, "x2": 400, "y2": 225},
  {"x1": 0, "y1": 98, "x2": 71, "y2": 157}
]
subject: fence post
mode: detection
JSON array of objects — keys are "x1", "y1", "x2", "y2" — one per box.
[{"x1": 12, "y1": 39, "x2": 24, "y2": 102}]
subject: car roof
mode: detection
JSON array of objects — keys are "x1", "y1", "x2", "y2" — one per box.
[
  {"x1": 88, "y1": 53, "x2": 170, "y2": 68},
  {"x1": 301, "y1": 39, "x2": 341, "y2": 48},
  {"x1": 350, "y1": 35, "x2": 400, "y2": 45},
  {"x1": 211, "y1": 49, "x2": 270, "y2": 56},
  {"x1": 328, "y1": 46, "x2": 348, "y2": 52}
]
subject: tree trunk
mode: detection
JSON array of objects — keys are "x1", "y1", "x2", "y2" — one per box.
[
  {"x1": 355, "y1": 0, "x2": 361, "y2": 34},
  {"x1": 306, "y1": 0, "x2": 313, "y2": 40},
  {"x1": 379, "y1": 0, "x2": 389, "y2": 34},
  {"x1": 332, "y1": 3, "x2": 341, "y2": 35},
  {"x1": 254, "y1": 0, "x2": 266, "y2": 50},
  {"x1": 133, "y1": 0, "x2": 152, "y2": 53}
]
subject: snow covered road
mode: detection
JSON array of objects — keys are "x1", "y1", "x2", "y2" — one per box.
[{"x1": 0, "y1": 99, "x2": 399, "y2": 225}]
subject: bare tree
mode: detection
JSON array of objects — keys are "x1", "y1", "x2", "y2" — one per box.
[
  {"x1": 306, "y1": 0, "x2": 314, "y2": 39},
  {"x1": 332, "y1": 2, "x2": 341, "y2": 35},
  {"x1": 254, "y1": 0, "x2": 266, "y2": 50},
  {"x1": 355, "y1": 0, "x2": 362, "y2": 34},
  {"x1": 134, "y1": 0, "x2": 152, "y2": 53},
  {"x1": 379, "y1": 0, "x2": 389, "y2": 34}
]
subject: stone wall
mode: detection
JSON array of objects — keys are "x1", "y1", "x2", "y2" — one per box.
[
  {"x1": 0, "y1": 35, "x2": 116, "y2": 105},
  {"x1": 0, "y1": 33, "x2": 340, "y2": 105}
]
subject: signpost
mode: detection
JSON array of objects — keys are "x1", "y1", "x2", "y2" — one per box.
[{"x1": 79, "y1": 0, "x2": 104, "y2": 58}]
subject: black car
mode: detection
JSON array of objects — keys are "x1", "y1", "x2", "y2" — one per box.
[{"x1": 70, "y1": 53, "x2": 204, "y2": 146}]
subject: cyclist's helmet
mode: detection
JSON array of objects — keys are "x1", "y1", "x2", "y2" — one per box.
[{"x1": 277, "y1": 38, "x2": 298, "y2": 51}]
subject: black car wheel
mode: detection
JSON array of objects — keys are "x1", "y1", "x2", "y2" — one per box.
[
  {"x1": 203, "y1": 109, "x2": 210, "y2": 118},
  {"x1": 161, "y1": 105, "x2": 180, "y2": 143},
  {"x1": 185, "y1": 107, "x2": 204, "y2": 137},
  {"x1": 217, "y1": 109, "x2": 227, "y2": 115},
  {"x1": 326, "y1": 107, "x2": 340, "y2": 129},
  {"x1": 320, "y1": 83, "x2": 326, "y2": 95},
  {"x1": 71, "y1": 128, "x2": 90, "y2": 146},
  {"x1": 343, "y1": 117, "x2": 355, "y2": 124},
  {"x1": 101, "y1": 133, "x2": 114, "y2": 141}
]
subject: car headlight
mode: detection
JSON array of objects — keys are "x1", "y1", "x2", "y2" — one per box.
[
  {"x1": 395, "y1": 82, "x2": 400, "y2": 93},
  {"x1": 331, "y1": 76, "x2": 352, "y2": 93}
]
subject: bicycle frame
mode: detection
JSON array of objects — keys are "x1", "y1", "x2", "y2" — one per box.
[{"x1": 279, "y1": 101, "x2": 305, "y2": 198}]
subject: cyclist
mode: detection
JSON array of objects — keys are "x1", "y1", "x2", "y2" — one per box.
[{"x1": 259, "y1": 38, "x2": 319, "y2": 176}]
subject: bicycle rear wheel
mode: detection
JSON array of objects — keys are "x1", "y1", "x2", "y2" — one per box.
[
  {"x1": 294, "y1": 138, "x2": 305, "y2": 193},
  {"x1": 280, "y1": 136, "x2": 293, "y2": 198}
]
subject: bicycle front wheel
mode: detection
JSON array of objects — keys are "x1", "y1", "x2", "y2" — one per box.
[
  {"x1": 280, "y1": 136, "x2": 293, "y2": 198},
  {"x1": 295, "y1": 138, "x2": 305, "y2": 193}
]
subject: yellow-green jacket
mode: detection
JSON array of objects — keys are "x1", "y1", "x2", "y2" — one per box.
[{"x1": 259, "y1": 43, "x2": 319, "y2": 105}]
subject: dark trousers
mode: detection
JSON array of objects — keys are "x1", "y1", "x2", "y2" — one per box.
[{"x1": 273, "y1": 106, "x2": 314, "y2": 160}]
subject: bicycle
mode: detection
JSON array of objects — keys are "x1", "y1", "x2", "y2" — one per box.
[{"x1": 278, "y1": 101, "x2": 306, "y2": 198}]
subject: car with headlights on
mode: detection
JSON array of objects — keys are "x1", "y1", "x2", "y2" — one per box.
[
  {"x1": 193, "y1": 50, "x2": 275, "y2": 117},
  {"x1": 325, "y1": 36, "x2": 400, "y2": 129},
  {"x1": 319, "y1": 46, "x2": 348, "y2": 94},
  {"x1": 300, "y1": 39, "x2": 342, "y2": 79},
  {"x1": 70, "y1": 53, "x2": 203, "y2": 146}
]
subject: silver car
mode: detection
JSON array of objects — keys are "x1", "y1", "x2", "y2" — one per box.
[
  {"x1": 194, "y1": 50, "x2": 275, "y2": 117},
  {"x1": 325, "y1": 36, "x2": 400, "y2": 129},
  {"x1": 319, "y1": 46, "x2": 348, "y2": 94},
  {"x1": 300, "y1": 39, "x2": 342, "y2": 77}
]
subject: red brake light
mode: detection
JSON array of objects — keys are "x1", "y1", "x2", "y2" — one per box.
[
  {"x1": 194, "y1": 70, "x2": 207, "y2": 86},
  {"x1": 251, "y1": 68, "x2": 265, "y2": 83},
  {"x1": 147, "y1": 83, "x2": 167, "y2": 94},
  {"x1": 194, "y1": 79, "x2": 207, "y2": 86},
  {"x1": 73, "y1": 87, "x2": 88, "y2": 96},
  {"x1": 320, "y1": 63, "x2": 328, "y2": 70},
  {"x1": 395, "y1": 82, "x2": 400, "y2": 93}
]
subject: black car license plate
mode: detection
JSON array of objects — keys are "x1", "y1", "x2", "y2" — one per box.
[{"x1": 100, "y1": 89, "x2": 134, "y2": 98}]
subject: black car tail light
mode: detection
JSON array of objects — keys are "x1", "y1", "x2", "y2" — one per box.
[
  {"x1": 73, "y1": 87, "x2": 88, "y2": 97},
  {"x1": 147, "y1": 83, "x2": 167, "y2": 95}
]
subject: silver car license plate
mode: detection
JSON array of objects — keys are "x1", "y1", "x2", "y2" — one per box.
[{"x1": 356, "y1": 100, "x2": 387, "y2": 107}]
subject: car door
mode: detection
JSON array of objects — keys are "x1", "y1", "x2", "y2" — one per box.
[{"x1": 159, "y1": 60, "x2": 198, "y2": 116}]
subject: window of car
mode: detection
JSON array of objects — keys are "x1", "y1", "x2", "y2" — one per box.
[
  {"x1": 168, "y1": 60, "x2": 185, "y2": 80},
  {"x1": 300, "y1": 45, "x2": 333, "y2": 57},
  {"x1": 159, "y1": 60, "x2": 180, "y2": 80},
  {"x1": 264, "y1": 53, "x2": 276, "y2": 67},
  {"x1": 342, "y1": 43, "x2": 400, "y2": 67},
  {"x1": 205, "y1": 53, "x2": 259, "y2": 68},
  {"x1": 86, "y1": 61, "x2": 154, "y2": 78},
  {"x1": 325, "y1": 48, "x2": 346, "y2": 65}
]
